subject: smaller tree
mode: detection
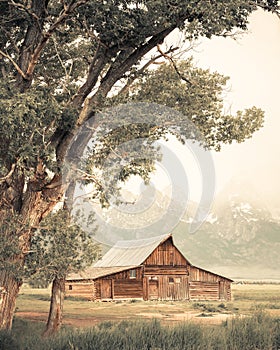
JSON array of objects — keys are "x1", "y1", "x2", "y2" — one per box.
[{"x1": 26, "y1": 209, "x2": 100, "y2": 336}]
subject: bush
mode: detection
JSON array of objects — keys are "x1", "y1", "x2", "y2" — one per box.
[{"x1": 0, "y1": 331, "x2": 17, "y2": 350}]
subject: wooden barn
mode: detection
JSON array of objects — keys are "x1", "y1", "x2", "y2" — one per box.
[{"x1": 66, "y1": 234, "x2": 232, "y2": 301}]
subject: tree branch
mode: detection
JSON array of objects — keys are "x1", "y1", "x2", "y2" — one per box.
[
  {"x1": 117, "y1": 46, "x2": 180, "y2": 96},
  {"x1": 25, "y1": 0, "x2": 90, "y2": 79},
  {"x1": 77, "y1": 25, "x2": 177, "y2": 125},
  {"x1": 157, "y1": 44, "x2": 193, "y2": 85},
  {"x1": 0, "y1": 49, "x2": 28, "y2": 79},
  {"x1": 0, "y1": 164, "x2": 17, "y2": 184},
  {"x1": 8, "y1": 0, "x2": 40, "y2": 21}
]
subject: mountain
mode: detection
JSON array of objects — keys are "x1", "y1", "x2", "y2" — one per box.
[
  {"x1": 83, "y1": 178, "x2": 280, "y2": 280},
  {"x1": 174, "y1": 180, "x2": 280, "y2": 280}
]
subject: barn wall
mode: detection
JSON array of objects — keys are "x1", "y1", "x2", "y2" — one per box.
[
  {"x1": 93, "y1": 267, "x2": 144, "y2": 300},
  {"x1": 158, "y1": 275, "x2": 189, "y2": 300},
  {"x1": 144, "y1": 266, "x2": 190, "y2": 301},
  {"x1": 93, "y1": 278, "x2": 143, "y2": 300},
  {"x1": 189, "y1": 281, "x2": 219, "y2": 300},
  {"x1": 144, "y1": 266, "x2": 188, "y2": 275},
  {"x1": 65, "y1": 281, "x2": 95, "y2": 300},
  {"x1": 66, "y1": 239, "x2": 232, "y2": 302},
  {"x1": 114, "y1": 280, "x2": 143, "y2": 299},
  {"x1": 189, "y1": 266, "x2": 232, "y2": 301},
  {"x1": 144, "y1": 237, "x2": 188, "y2": 266},
  {"x1": 99, "y1": 267, "x2": 143, "y2": 280},
  {"x1": 191, "y1": 266, "x2": 223, "y2": 282}
]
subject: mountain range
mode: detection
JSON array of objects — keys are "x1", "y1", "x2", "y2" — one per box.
[
  {"x1": 173, "y1": 179, "x2": 280, "y2": 280},
  {"x1": 88, "y1": 179, "x2": 280, "y2": 281}
]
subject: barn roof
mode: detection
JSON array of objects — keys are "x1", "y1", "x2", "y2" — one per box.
[
  {"x1": 67, "y1": 265, "x2": 139, "y2": 281},
  {"x1": 94, "y1": 233, "x2": 172, "y2": 268},
  {"x1": 67, "y1": 233, "x2": 233, "y2": 282}
]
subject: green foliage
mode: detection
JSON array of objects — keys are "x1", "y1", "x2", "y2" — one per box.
[
  {"x1": 127, "y1": 61, "x2": 264, "y2": 151},
  {"x1": 0, "y1": 214, "x2": 26, "y2": 280},
  {"x1": 0, "y1": 82, "x2": 64, "y2": 174},
  {"x1": 1, "y1": 312, "x2": 280, "y2": 350},
  {"x1": 0, "y1": 0, "x2": 276, "y2": 190},
  {"x1": 26, "y1": 210, "x2": 100, "y2": 282}
]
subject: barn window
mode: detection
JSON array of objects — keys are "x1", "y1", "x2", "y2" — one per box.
[
  {"x1": 129, "y1": 269, "x2": 136, "y2": 279},
  {"x1": 68, "y1": 285, "x2": 73, "y2": 290},
  {"x1": 174, "y1": 278, "x2": 181, "y2": 284},
  {"x1": 168, "y1": 277, "x2": 174, "y2": 284},
  {"x1": 149, "y1": 276, "x2": 158, "y2": 280}
]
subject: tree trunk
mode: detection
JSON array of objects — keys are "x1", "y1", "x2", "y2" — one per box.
[
  {"x1": 43, "y1": 276, "x2": 65, "y2": 337},
  {"x1": 0, "y1": 272, "x2": 22, "y2": 330}
]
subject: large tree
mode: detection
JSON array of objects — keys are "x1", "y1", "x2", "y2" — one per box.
[{"x1": 0, "y1": 0, "x2": 279, "y2": 330}]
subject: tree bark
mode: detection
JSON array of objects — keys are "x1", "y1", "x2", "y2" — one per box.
[
  {"x1": 0, "y1": 272, "x2": 22, "y2": 330},
  {"x1": 43, "y1": 276, "x2": 65, "y2": 337}
]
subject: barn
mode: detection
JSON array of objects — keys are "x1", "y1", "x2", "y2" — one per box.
[{"x1": 66, "y1": 234, "x2": 232, "y2": 301}]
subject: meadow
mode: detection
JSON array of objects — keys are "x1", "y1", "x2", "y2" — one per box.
[{"x1": 0, "y1": 283, "x2": 279, "y2": 349}]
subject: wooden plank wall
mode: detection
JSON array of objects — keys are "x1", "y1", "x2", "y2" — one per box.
[
  {"x1": 114, "y1": 280, "x2": 143, "y2": 299},
  {"x1": 191, "y1": 266, "x2": 221, "y2": 282},
  {"x1": 189, "y1": 281, "x2": 219, "y2": 300},
  {"x1": 94, "y1": 279, "x2": 143, "y2": 300},
  {"x1": 101, "y1": 267, "x2": 143, "y2": 280},
  {"x1": 65, "y1": 282, "x2": 95, "y2": 300},
  {"x1": 144, "y1": 266, "x2": 188, "y2": 275},
  {"x1": 158, "y1": 275, "x2": 189, "y2": 300},
  {"x1": 144, "y1": 238, "x2": 188, "y2": 266}
]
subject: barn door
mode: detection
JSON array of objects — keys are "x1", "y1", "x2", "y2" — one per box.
[
  {"x1": 101, "y1": 279, "x2": 112, "y2": 299},
  {"x1": 148, "y1": 280, "x2": 159, "y2": 300}
]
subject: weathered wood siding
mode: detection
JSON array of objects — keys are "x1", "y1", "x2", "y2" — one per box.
[
  {"x1": 66, "y1": 237, "x2": 232, "y2": 302},
  {"x1": 158, "y1": 275, "x2": 189, "y2": 300},
  {"x1": 93, "y1": 267, "x2": 144, "y2": 300},
  {"x1": 99, "y1": 267, "x2": 143, "y2": 280},
  {"x1": 191, "y1": 266, "x2": 220, "y2": 282},
  {"x1": 143, "y1": 276, "x2": 189, "y2": 301},
  {"x1": 189, "y1": 281, "x2": 219, "y2": 300},
  {"x1": 189, "y1": 266, "x2": 231, "y2": 301},
  {"x1": 144, "y1": 237, "x2": 188, "y2": 266},
  {"x1": 93, "y1": 278, "x2": 143, "y2": 300},
  {"x1": 65, "y1": 281, "x2": 95, "y2": 300},
  {"x1": 144, "y1": 266, "x2": 188, "y2": 275},
  {"x1": 114, "y1": 280, "x2": 143, "y2": 299}
]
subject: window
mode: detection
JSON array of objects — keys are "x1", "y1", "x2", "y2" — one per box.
[
  {"x1": 129, "y1": 269, "x2": 136, "y2": 279},
  {"x1": 168, "y1": 277, "x2": 174, "y2": 284},
  {"x1": 174, "y1": 278, "x2": 181, "y2": 284},
  {"x1": 149, "y1": 276, "x2": 158, "y2": 280},
  {"x1": 68, "y1": 285, "x2": 73, "y2": 290}
]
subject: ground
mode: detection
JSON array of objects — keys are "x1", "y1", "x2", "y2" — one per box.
[{"x1": 15, "y1": 283, "x2": 280, "y2": 329}]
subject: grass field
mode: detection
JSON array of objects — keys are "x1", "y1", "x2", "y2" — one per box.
[
  {"x1": 15, "y1": 283, "x2": 280, "y2": 328},
  {"x1": 0, "y1": 283, "x2": 278, "y2": 350}
]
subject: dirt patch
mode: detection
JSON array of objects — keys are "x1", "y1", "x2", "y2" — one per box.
[
  {"x1": 137, "y1": 311, "x2": 232, "y2": 325},
  {"x1": 16, "y1": 311, "x2": 134, "y2": 329}
]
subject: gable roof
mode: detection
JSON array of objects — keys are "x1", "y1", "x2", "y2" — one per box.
[
  {"x1": 67, "y1": 265, "x2": 139, "y2": 281},
  {"x1": 94, "y1": 233, "x2": 172, "y2": 267},
  {"x1": 67, "y1": 233, "x2": 233, "y2": 282}
]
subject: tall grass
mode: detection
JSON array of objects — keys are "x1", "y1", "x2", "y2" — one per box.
[{"x1": 1, "y1": 311, "x2": 279, "y2": 350}]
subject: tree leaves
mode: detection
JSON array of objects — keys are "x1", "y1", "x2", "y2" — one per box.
[{"x1": 26, "y1": 210, "x2": 100, "y2": 282}]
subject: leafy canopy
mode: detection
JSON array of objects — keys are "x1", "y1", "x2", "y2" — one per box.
[
  {"x1": 0, "y1": 0, "x2": 278, "y2": 211},
  {"x1": 26, "y1": 210, "x2": 100, "y2": 282}
]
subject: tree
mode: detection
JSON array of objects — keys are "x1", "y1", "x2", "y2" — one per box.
[
  {"x1": 26, "y1": 209, "x2": 100, "y2": 336},
  {"x1": 0, "y1": 0, "x2": 279, "y2": 330}
]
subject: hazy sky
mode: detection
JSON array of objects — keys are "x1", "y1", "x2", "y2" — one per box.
[
  {"x1": 119, "y1": 9, "x2": 280, "y2": 213},
  {"x1": 192, "y1": 10, "x2": 280, "y2": 202}
]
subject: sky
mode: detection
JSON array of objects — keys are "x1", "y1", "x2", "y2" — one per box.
[
  {"x1": 74, "y1": 9, "x2": 280, "y2": 246},
  {"x1": 191, "y1": 10, "x2": 280, "y2": 202},
  {"x1": 123, "y1": 10, "x2": 280, "y2": 208}
]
